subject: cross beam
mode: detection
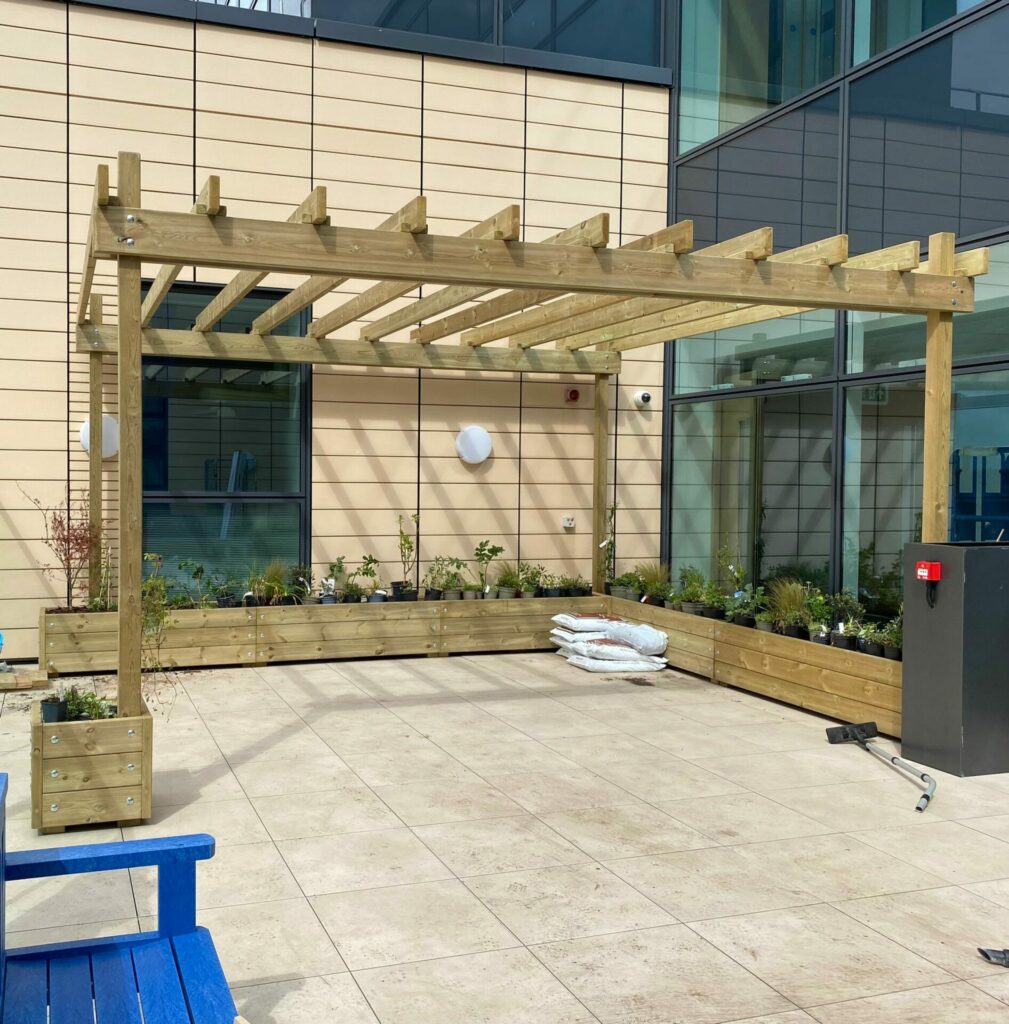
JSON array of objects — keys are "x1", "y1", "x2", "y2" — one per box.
[{"x1": 93, "y1": 207, "x2": 973, "y2": 315}]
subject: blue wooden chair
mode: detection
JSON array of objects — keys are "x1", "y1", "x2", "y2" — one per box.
[{"x1": 0, "y1": 774, "x2": 246, "y2": 1023}]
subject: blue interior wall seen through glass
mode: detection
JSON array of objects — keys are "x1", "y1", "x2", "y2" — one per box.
[
  {"x1": 312, "y1": 0, "x2": 495, "y2": 42},
  {"x1": 852, "y1": 0, "x2": 984, "y2": 64}
]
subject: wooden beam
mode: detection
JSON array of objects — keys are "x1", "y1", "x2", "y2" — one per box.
[
  {"x1": 77, "y1": 323, "x2": 622, "y2": 375},
  {"x1": 140, "y1": 175, "x2": 223, "y2": 328},
  {"x1": 75, "y1": 163, "x2": 111, "y2": 325},
  {"x1": 96, "y1": 208, "x2": 972, "y2": 314},
  {"x1": 462, "y1": 224, "x2": 765, "y2": 348},
  {"x1": 413, "y1": 219, "x2": 695, "y2": 345},
  {"x1": 558, "y1": 234, "x2": 849, "y2": 352},
  {"x1": 87, "y1": 294, "x2": 104, "y2": 601},
  {"x1": 592, "y1": 374, "x2": 610, "y2": 594},
  {"x1": 363, "y1": 213, "x2": 610, "y2": 343},
  {"x1": 608, "y1": 241, "x2": 927, "y2": 353},
  {"x1": 116, "y1": 152, "x2": 143, "y2": 719},
  {"x1": 192, "y1": 186, "x2": 328, "y2": 332},
  {"x1": 307, "y1": 205, "x2": 520, "y2": 339},
  {"x1": 250, "y1": 196, "x2": 428, "y2": 336},
  {"x1": 922, "y1": 232, "x2": 956, "y2": 543},
  {"x1": 919, "y1": 245, "x2": 990, "y2": 278}
]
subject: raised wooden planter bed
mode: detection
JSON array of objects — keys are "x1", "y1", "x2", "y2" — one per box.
[
  {"x1": 38, "y1": 596, "x2": 609, "y2": 675},
  {"x1": 610, "y1": 597, "x2": 903, "y2": 737},
  {"x1": 30, "y1": 699, "x2": 152, "y2": 833}
]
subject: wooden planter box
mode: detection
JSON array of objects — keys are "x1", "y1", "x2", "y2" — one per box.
[
  {"x1": 30, "y1": 699, "x2": 153, "y2": 833},
  {"x1": 38, "y1": 596, "x2": 608, "y2": 675},
  {"x1": 610, "y1": 597, "x2": 903, "y2": 737}
]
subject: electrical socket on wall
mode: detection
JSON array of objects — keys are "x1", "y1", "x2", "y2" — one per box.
[{"x1": 561, "y1": 515, "x2": 575, "y2": 528}]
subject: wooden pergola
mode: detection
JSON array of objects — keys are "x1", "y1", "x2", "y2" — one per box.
[{"x1": 76, "y1": 152, "x2": 988, "y2": 718}]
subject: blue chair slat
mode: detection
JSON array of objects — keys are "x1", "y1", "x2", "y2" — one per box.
[
  {"x1": 173, "y1": 929, "x2": 237, "y2": 1024},
  {"x1": 49, "y1": 954, "x2": 93, "y2": 1024},
  {"x1": 1, "y1": 960, "x2": 46, "y2": 1024},
  {"x1": 131, "y1": 939, "x2": 192, "y2": 1024},
  {"x1": 91, "y1": 947, "x2": 143, "y2": 1024}
]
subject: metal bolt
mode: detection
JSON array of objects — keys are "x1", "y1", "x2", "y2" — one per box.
[
  {"x1": 127, "y1": 729, "x2": 136, "y2": 737},
  {"x1": 951, "y1": 299, "x2": 957, "y2": 306},
  {"x1": 50, "y1": 803, "x2": 59, "y2": 812},
  {"x1": 127, "y1": 763, "x2": 136, "y2": 772},
  {"x1": 125, "y1": 238, "x2": 135, "y2": 247},
  {"x1": 126, "y1": 214, "x2": 137, "y2": 223},
  {"x1": 50, "y1": 735, "x2": 60, "y2": 744},
  {"x1": 49, "y1": 769, "x2": 59, "y2": 779},
  {"x1": 126, "y1": 796, "x2": 135, "y2": 806}
]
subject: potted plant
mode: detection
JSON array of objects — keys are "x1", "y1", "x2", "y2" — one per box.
[
  {"x1": 243, "y1": 567, "x2": 265, "y2": 607},
  {"x1": 700, "y1": 580, "x2": 727, "y2": 619},
  {"x1": 495, "y1": 561, "x2": 521, "y2": 599},
  {"x1": 805, "y1": 589, "x2": 831, "y2": 643},
  {"x1": 859, "y1": 623, "x2": 885, "y2": 657},
  {"x1": 831, "y1": 618, "x2": 859, "y2": 650},
  {"x1": 261, "y1": 560, "x2": 288, "y2": 605},
  {"x1": 65, "y1": 685, "x2": 112, "y2": 721},
  {"x1": 40, "y1": 689, "x2": 67, "y2": 723},
  {"x1": 439, "y1": 559, "x2": 467, "y2": 601},
  {"x1": 537, "y1": 573, "x2": 561, "y2": 598},
  {"x1": 636, "y1": 561, "x2": 670, "y2": 605},
  {"x1": 676, "y1": 566, "x2": 705, "y2": 613},
  {"x1": 289, "y1": 563, "x2": 315, "y2": 604},
  {"x1": 518, "y1": 562, "x2": 545, "y2": 598},
  {"x1": 473, "y1": 540, "x2": 505, "y2": 598},
  {"x1": 830, "y1": 588, "x2": 864, "y2": 633},
  {"x1": 462, "y1": 581, "x2": 483, "y2": 601},
  {"x1": 755, "y1": 609, "x2": 776, "y2": 632},
  {"x1": 768, "y1": 578, "x2": 809, "y2": 639},
  {"x1": 727, "y1": 583, "x2": 763, "y2": 627},
  {"x1": 881, "y1": 612, "x2": 903, "y2": 660},
  {"x1": 320, "y1": 557, "x2": 345, "y2": 604},
  {"x1": 809, "y1": 622, "x2": 830, "y2": 644},
  {"x1": 569, "y1": 575, "x2": 592, "y2": 597},
  {"x1": 209, "y1": 571, "x2": 238, "y2": 608},
  {"x1": 611, "y1": 570, "x2": 643, "y2": 603},
  {"x1": 177, "y1": 560, "x2": 214, "y2": 608},
  {"x1": 392, "y1": 513, "x2": 419, "y2": 600},
  {"x1": 355, "y1": 554, "x2": 384, "y2": 602}
]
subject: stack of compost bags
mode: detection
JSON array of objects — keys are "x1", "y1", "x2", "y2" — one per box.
[{"x1": 550, "y1": 612, "x2": 668, "y2": 673}]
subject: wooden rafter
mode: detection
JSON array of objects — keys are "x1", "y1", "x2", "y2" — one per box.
[
  {"x1": 411, "y1": 220, "x2": 694, "y2": 345},
  {"x1": 250, "y1": 195, "x2": 428, "y2": 336},
  {"x1": 140, "y1": 176, "x2": 223, "y2": 328},
  {"x1": 364, "y1": 212, "x2": 611, "y2": 344},
  {"x1": 307, "y1": 205, "x2": 521, "y2": 339},
  {"x1": 95, "y1": 208, "x2": 972, "y2": 315},
  {"x1": 75, "y1": 163, "x2": 110, "y2": 326},
  {"x1": 76, "y1": 323, "x2": 621, "y2": 375},
  {"x1": 461, "y1": 227, "x2": 772, "y2": 348},
  {"x1": 192, "y1": 186, "x2": 329, "y2": 333}
]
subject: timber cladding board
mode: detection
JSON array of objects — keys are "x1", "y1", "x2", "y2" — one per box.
[{"x1": 609, "y1": 597, "x2": 903, "y2": 736}]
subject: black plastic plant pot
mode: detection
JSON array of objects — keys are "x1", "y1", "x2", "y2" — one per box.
[
  {"x1": 544, "y1": 587, "x2": 563, "y2": 597},
  {"x1": 243, "y1": 596, "x2": 259, "y2": 607},
  {"x1": 216, "y1": 595, "x2": 237, "y2": 608},
  {"x1": 279, "y1": 595, "x2": 297, "y2": 606},
  {"x1": 398, "y1": 590, "x2": 418, "y2": 602},
  {"x1": 733, "y1": 613, "x2": 756, "y2": 628},
  {"x1": 424, "y1": 588, "x2": 443, "y2": 601},
  {"x1": 701, "y1": 606, "x2": 725, "y2": 619},
  {"x1": 884, "y1": 645, "x2": 902, "y2": 661},
  {"x1": 320, "y1": 595, "x2": 337, "y2": 605},
  {"x1": 367, "y1": 593, "x2": 386, "y2": 603},
  {"x1": 40, "y1": 699, "x2": 67, "y2": 724},
  {"x1": 783, "y1": 624, "x2": 808, "y2": 639},
  {"x1": 865, "y1": 641, "x2": 884, "y2": 657},
  {"x1": 811, "y1": 633, "x2": 830, "y2": 645},
  {"x1": 831, "y1": 633, "x2": 856, "y2": 650}
]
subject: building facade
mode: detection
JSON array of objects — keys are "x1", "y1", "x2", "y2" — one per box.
[{"x1": 2, "y1": 0, "x2": 1007, "y2": 660}]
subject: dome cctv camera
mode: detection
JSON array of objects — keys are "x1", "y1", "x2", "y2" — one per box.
[{"x1": 633, "y1": 390, "x2": 652, "y2": 408}]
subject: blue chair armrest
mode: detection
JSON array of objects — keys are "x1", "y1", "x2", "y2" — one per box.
[{"x1": 5, "y1": 833, "x2": 215, "y2": 881}]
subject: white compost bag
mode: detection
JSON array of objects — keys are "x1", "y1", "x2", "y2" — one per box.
[
  {"x1": 566, "y1": 638, "x2": 666, "y2": 664},
  {"x1": 552, "y1": 613, "x2": 626, "y2": 633},
  {"x1": 550, "y1": 627, "x2": 609, "y2": 644},
  {"x1": 566, "y1": 654, "x2": 667, "y2": 673},
  {"x1": 603, "y1": 621, "x2": 668, "y2": 656}
]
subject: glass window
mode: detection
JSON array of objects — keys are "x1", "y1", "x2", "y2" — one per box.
[
  {"x1": 669, "y1": 390, "x2": 833, "y2": 589},
  {"x1": 852, "y1": 0, "x2": 983, "y2": 64},
  {"x1": 502, "y1": 0, "x2": 662, "y2": 65},
  {"x1": 676, "y1": 90, "x2": 839, "y2": 250},
  {"x1": 679, "y1": 0, "x2": 839, "y2": 153},
  {"x1": 848, "y1": 241, "x2": 1009, "y2": 373},
  {"x1": 675, "y1": 310, "x2": 835, "y2": 394},
  {"x1": 313, "y1": 0, "x2": 494, "y2": 42},
  {"x1": 841, "y1": 380, "x2": 923, "y2": 616},
  {"x1": 848, "y1": 7, "x2": 1009, "y2": 254},
  {"x1": 142, "y1": 285, "x2": 307, "y2": 588}
]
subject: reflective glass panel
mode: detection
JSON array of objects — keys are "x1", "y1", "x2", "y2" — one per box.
[
  {"x1": 852, "y1": 0, "x2": 983, "y2": 64},
  {"x1": 313, "y1": 0, "x2": 494, "y2": 42},
  {"x1": 847, "y1": 241, "x2": 1009, "y2": 373},
  {"x1": 502, "y1": 0, "x2": 662, "y2": 65},
  {"x1": 848, "y1": 7, "x2": 1009, "y2": 253},
  {"x1": 675, "y1": 310, "x2": 835, "y2": 394},
  {"x1": 679, "y1": 0, "x2": 839, "y2": 153},
  {"x1": 669, "y1": 390, "x2": 833, "y2": 589},
  {"x1": 676, "y1": 90, "x2": 839, "y2": 250}
]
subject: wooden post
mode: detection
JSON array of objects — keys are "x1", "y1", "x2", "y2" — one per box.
[
  {"x1": 88, "y1": 295, "x2": 103, "y2": 600},
  {"x1": 922, "y1": 232, "x2": 956, "y2": 543},
  {"x1": 116, "y1": 152, "x2": 143, "y2": 718},
  {"x1": 592, "y1": 373, "x2": 611, "y2": 593}
]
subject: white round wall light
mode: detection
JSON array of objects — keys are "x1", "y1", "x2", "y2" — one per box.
[
  {"x1": 79, "y1": 414, "x2": 120, "y2": 460},
  {"x1": 455, "y1": 425, "x2": 493, "y2": 465}
]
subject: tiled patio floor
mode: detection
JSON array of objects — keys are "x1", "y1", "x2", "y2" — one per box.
[{"x1": 4, "y1": 652, "x2": 1009, "y2": 1022}]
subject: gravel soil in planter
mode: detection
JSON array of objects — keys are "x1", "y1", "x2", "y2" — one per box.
[
  {"x1": 884, "y1": 645, "x2": 902, "y2": 660},
  {"x1": 702, "y1": 606, "x2": 726, "y2": 619},
  {"x1": 831, "y1": 633, "x2": 856, "y2": 650},
  {"x1": 783, "y1": 624, "x2": 808, "y2": 640},
  {"x1": 732, "y1": 613, "x2": 756, "y2": 628}
]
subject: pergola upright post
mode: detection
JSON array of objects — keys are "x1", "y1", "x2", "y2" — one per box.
[
  {"x1": 592, "y1": 373, "x2": 611, "y2": 593},
  {"x1": 922, "y1": 231, "x2": 956, "y2": 543},
  {"x1": 88, "y1": 294, "x2": 104, "y2": 600},
  {"x1": 116, "y1": 151, "x2": 143, "y2": 718}
]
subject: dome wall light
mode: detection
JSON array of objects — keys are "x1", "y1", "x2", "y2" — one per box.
[
  {"x1": 79, "y1": 414, "x2": 120, "y2": 460},
  {"x1": 455, "y1": 425, "x2": 493, "y2": 465}
]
